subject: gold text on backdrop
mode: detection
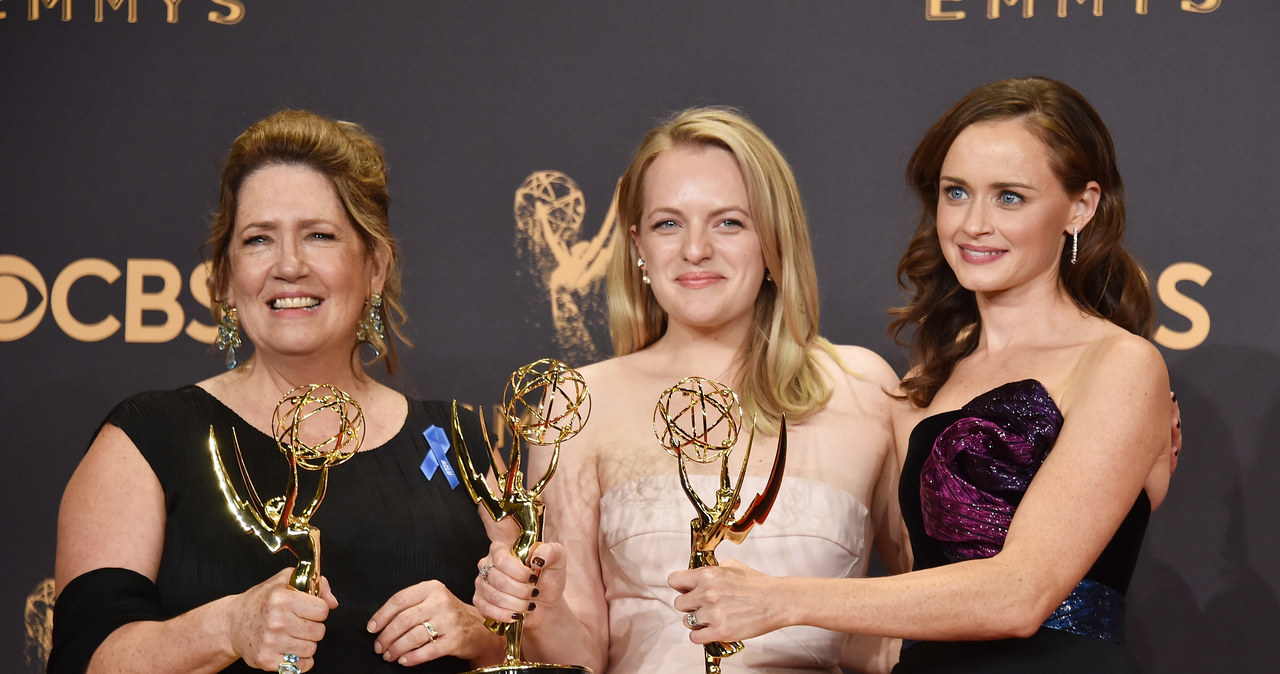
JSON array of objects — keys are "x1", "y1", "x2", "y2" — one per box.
[
  {"x1": 925, "y1": 0, "x2": 1222, "y2": 20},
  {"x1": 0, "y1": 255, "x2": 214, "y2": 342},
  {"x1": 10, "y1": 0, "x2": 245, "y2": 24},
  {"x1": 1154, "y1": 262, "x2": 1211, "y2": 351},
  {"x1": 0, "y1": 254, "x2": 1212, "y2": 350}
]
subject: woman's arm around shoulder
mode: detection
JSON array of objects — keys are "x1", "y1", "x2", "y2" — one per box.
[
  {"x1": 671, "y1": 334, "x2": 1169, "y2": 645},
  {"x1": 54, "y1": 424, "x2": 336, "y2": 673}
]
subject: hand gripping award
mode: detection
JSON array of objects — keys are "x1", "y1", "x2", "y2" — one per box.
[
  {"x1": 654, "y1": 377, "x2": 787, "y2": 674},
  {"x1": 450, "y1": 358, "x2": 593, "y2": 673},
  {"x1": 206, "y1": 384, "x2": 364, "y2": 598}
]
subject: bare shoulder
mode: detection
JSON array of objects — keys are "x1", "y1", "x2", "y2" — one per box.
[
  {"x1": 579, "y1": 354, "x2": 660, "y2": 396},
  {"x1": 1055, "y1": 327, "x2": 1169, "y2": 443},
  {"x1": 1072, "y1": 328, "x2": 1167, "y2": 397},
  {"x1": 824, "y1": 343, "x2": 900, "y2": 392}
]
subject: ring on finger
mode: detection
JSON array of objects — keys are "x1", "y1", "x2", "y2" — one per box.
[
  {"x1": 479, "y1": 563, "x2": 494, "y2": 582},
  {"x1": 278, "y1": 652, "x2": 300, "y2": 674},
  {"x1": 684, "y1": 611, "x2": 705, "y2": 629},
  {"x1": 423, "y1": 620, "x2": 441, "y2": 643}
]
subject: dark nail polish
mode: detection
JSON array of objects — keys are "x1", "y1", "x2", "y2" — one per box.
[
  {"x1": 528, "y1": 602, "x2": 537, "y2": 611},
  {"x1": 532, "y1": 588, "x2": 540, "y2": 598},
  {"x1": 512, "y1": 612, "x2": 522, "y2": 620},
  {"x1": 532, "y1": 557, "x2": 546, "y2": 568},
  {"x1": 529, "y1": 573, "x2": 539, "y2": 583}
]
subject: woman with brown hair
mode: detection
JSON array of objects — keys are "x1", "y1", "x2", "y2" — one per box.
[
  {"x1": 670, "y1": 77, "x2": 1172, "y2": 672},
  {"x1": 472, "y1": 106, "x2": 908, "y2": 673},
  {"x1": 50, "y1": 110, "x2": 504, "y2": 672}
]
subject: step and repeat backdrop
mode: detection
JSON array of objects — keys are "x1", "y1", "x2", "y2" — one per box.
[{"x1": 2, "y1": 1, "x2": 1275, "y2": 671}]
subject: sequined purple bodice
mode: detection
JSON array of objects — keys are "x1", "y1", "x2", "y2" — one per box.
[
  {"x1": 902, "y1": 379, "x2": 1150, "y2": 646},
  {"x1": 919, "y1": 379, "x2": 1063, "y2": 562}
]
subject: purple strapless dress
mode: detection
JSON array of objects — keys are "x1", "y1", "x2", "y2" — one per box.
[{"x1": 895, "y1": 380, "x2": 1149, "y2": 673}]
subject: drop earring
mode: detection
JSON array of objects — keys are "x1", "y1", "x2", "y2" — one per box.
[
  {"x1": 216, "y1": 303, "x2": 242, "y2": 370},
  {"x1": 637, "y1": 258, "x2": 650, "y2": 285},
  {"x1": 1071, "y1": 227, "x2": 1079, "y2": 265},
  {"x1": 356, "y1": 292, "x2": 386, "y2": 358}
]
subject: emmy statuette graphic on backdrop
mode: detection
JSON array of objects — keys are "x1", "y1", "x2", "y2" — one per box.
[
  {"x1": 513, "y1": 171, "x2": 616, "y2": 364},
  {"x1": 450, "y1": 358, "x2": 593, "y2": 673},
  {"x1": 655, "y1": 377, "x2": 787, "y2": 674},
  {"x1": 208, "y1": 384, "x2": 364, "y2": 596}
]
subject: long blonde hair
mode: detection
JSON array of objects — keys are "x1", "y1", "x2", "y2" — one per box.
[{"x1": 608, "y1": 106, "x2": 837, "y2": 434}]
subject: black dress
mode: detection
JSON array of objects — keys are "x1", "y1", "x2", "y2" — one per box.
[
  {"x1": 54, "y1": 385, "x2": 492, "y2": 673},
  {"x1": 894, "y1": 380, "x2": 1149, "y2": 673}
]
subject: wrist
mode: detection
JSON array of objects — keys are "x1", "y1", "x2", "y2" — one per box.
[{"x1": 208, "y1": 593, "x2": 242, "y2": 661}]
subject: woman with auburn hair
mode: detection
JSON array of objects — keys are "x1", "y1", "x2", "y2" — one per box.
[
  {"x1": 51, "y1": 110, "x2": 505, "y2": 672},
  {"x1": 472, "y1": 106, "x2": 908, "y2": 673},
  {"x1": 669, "y1": 77, "x2": 1172, "y2": 672}
]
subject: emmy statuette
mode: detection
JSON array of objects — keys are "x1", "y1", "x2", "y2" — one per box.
[
  {"x1": 655, "y1": 377, "x2": 786, "y2": 674},
  {"x1": 451, "y1": 358, "x2": 593, "y2": 673},
  {"x1": 207, "y1": 383, "x2": 364, "y2": 595}
]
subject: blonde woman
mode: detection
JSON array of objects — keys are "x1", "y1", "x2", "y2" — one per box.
[{"x1": 473, "y1": 107, "x2": 908, "y2": 673}]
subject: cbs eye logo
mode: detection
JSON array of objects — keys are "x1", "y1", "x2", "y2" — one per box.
[
  {"x1": 0, "y1": 255, "x2": 216, "y2": 344},
  {"x1": 0, "y1": 256, "x2": 48, "y2": 342}
]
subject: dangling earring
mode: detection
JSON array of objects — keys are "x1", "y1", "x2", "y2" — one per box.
[
  {"x1": 765, "y1": 270, "x2": 774, "y2": 283},
  {"x1": 637, "y1": 258, "x2": 650, "y2": 285},
  {"x1": 1071, "y1": 227, "x2": 1079, "y2": 265},
  {"x1": 216, "y1": 303, "x2": 242, "y2": 370},
  {"x1": 356, "y1": 292, "x2": 386, "y2": 357}
]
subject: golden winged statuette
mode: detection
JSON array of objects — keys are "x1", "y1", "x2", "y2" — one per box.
[
  {"x1": 655, "y1": 376, "x2": 787, "y2": 674},
  {"x1": 207, "y1": 383, "x2": 363, "y2": 595},
  {"x1": 451, "y1": 358, "x2": 593, "y2": 673}
]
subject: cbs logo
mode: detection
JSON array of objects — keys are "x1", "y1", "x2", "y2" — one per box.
[
  {"x1": 1, "y1": 254, "x2": 1213, "y2": 350},
  {"x1": 0, "y1": 255, "x2": 215, "y2": 343}
]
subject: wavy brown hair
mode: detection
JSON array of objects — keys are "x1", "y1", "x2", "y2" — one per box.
[
  {"x1": 890, "y1": 77, "x2": 1154, "y2": 407},
  {"x1": 204, "y1": 109, "x2": 409, "y2": 374},
  {"x1": 608, "y1": 106, "x2": 837, "y2": 435}
]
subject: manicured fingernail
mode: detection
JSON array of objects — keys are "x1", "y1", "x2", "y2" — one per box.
[
  {"x1": 529, "y1": 573, "x2": 539, "y2": 583},
  {"x1": 374, "y1": 642, "x2": 383, "y2": 654},
  {"x1": 367, "y1": 620, "x2": 377, "y2": 633},
  {"x1": 532, "y1": 557, "x2": 546, "y2": 568},
  {"x1": 532, "y1": 588, "x2": 540, "y2": 598},
  {"x1": 512, "y1": 612, "x2": 522, "y2": 620},
  {"x1": 528, "y1": 602, "x2": 537, "y2": 611}
]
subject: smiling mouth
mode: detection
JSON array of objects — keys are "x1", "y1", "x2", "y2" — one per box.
[
  {"x1": 271, "y1": 297, "x2": 321, "y2": 310},
  {"x1": 961, "y1": 247, "x2": 1005, "y2": 259}
]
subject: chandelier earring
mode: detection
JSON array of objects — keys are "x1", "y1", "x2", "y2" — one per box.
[
  {"x1": 356, "y1": 292, "x2": 386, "y2": 357},
  {"x1": 216, "y1": 303, "x2": 242, "y2": 370},
  {"x1": 1071, "y1": 227, "x2": 1079, "y2": 265},
  {"x1": 637, "y1": 257, "x2": 650, "y2": 285}
]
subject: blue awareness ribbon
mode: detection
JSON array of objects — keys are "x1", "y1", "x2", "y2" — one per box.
[{"x1": 421, "y1": 425, "x2": 460, "y2": 489}]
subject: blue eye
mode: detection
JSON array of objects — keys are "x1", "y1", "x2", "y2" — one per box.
[
  {"x1": 717, "y1": 219, "x2": 744, "y2": 229},
  {"x1": 652, "y1": 219, "x2": 678, "y2": 230},
  {"x1": 998, "y1": 191, "x2": 1024, "y2": 206},
  {"x1": 243, "y1": 234, "x2": 267, "y2": 245},
  {"x1": 943, "y1": 186, "x2": 967, "y2": 200}
]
